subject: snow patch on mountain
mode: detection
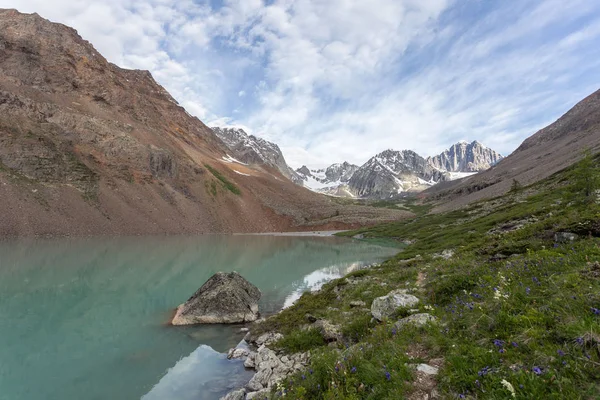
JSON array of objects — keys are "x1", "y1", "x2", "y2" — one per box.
[{"x1": 212, "y1": 127, "x2": 301, "y2": 182}]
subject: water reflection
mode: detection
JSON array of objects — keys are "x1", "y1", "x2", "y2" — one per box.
[
  {"x1": 142, "y1": 345, "x2": 253, "y2": 400},
  {"x1": 0, "y1": 235, "x2": 398, "y2": 400}
]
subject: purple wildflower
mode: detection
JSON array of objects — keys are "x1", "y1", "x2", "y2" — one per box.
[
  {"x1": 493, "y1": 339, "x2": 505, "y2": 347},
  {"x1": 532, "y1": 366, "x2": 542, "y2": 375},
  {"x1": 499, "y1": 348, "x2": 505, "y2": 354},
  {"x1": 392, "y1": 327, "x2": 397, "y2": 336},
  {"x1": 533, "y1": 277, "x2": 540, "y2": 285},
  {"x1": 592, "y1": 307, "x2": 600, "y2": 315},
  {"x1": 557, "y1": 349, "x2": 565, "y2": 357},
  {"x1": 309, "y1": 368, "x2": 313, "y2": 374},
  {"x1": 576, "y1": 337, "x2": 584, "y2": 346},
  {"x1": 511, "y1": 341, "x2": 518, "y2": 347},
  {"x1": 385, "y1": 371, "x2": 391, "y2": 381},
  {"x1": 301, "y1": 374, "x2": 306, "y2": 380},
  {"x1": 526, "y1": 287, "x2": 531, "y2": 295},
  {"x1": 351, "y1": 367, "x2": 357, "y2": 373}
]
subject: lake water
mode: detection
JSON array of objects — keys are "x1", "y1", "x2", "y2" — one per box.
[{"x1": 0, "y1": 235, "x2": 398, "y2": 400}]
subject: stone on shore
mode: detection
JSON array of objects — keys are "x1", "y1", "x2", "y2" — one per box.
[
  {"x1": 171, "y1": 272, "x2": 261, "y2": 325},
  {"x1": 220, "y1": 389, "x2": 246, "y2": 400},
  {"x1": 371, "y1": 289, "x2": 420, "y2": 321}
]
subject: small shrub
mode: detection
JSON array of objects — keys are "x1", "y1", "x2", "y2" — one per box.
[
  {"x1": 275, "y1": 328, "x2": 325, "y2": 353},
  {"x1": 203, "y1": 164, "x2": 241, "y2": 195},
  {"x1": 341, "y1": 313, "x2": 373, "y2": 343}
]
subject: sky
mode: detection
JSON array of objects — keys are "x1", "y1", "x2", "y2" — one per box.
[{"x1": 3, "y1": 0, "x2": 600, "y2": 168}]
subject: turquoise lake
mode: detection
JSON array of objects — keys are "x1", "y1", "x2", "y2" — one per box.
[{"x1": 0, "y1": 235, "x2": 398, "y2": 400}]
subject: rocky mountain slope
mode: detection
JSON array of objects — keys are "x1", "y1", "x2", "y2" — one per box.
[
  {"x1": 428, "y1": 140, "x2": 502, "y2": 172},
  {"x1": 296, "y1": 142, "x2": 501, "y2": 199},
  {"x1": 0, "y1": 9, "x2": 409, "y2": 237},
  {"x1": 211, "y1": 127, "x2": 302, "y2": 183},
  {"x1": 426, "y1": 89, "x2": 600, "y2": 211},
  {"x1": 348, "y1": 150, "x2": 447, "y2": 198},
  {"x1": 295, "y1": 162, "x2": 359, "y2": 195}
]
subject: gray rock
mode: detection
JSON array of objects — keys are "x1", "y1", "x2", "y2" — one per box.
[
  {"x1": 371, "y1": 289, "x2": 420, "y2": 321},
  {"x1": 394, "y1": 313, "x2": 437, "y2": 329},
  {"x1": 244, "y1": 351, "x2": 256, "y2": 369},
  {"x1": 555, "y1": 232, "x2": 578, "y2": 243},
  {"x1": 149, "y1": 146, "x2": 177, "y2": 178},
  {"x1": 416, "y1": 364, "x2": 439, "y2": 375},
  {"x1": 172, "y1": 272, "x2": 261, "y2": 325},
  {"x1": 246, "y1": 368, "x2": 272, "y2": 391},
  {"x1": 227, "y1": 347, "x2": 250, "y2": 360},
  {"x1": 246, "y1": 389, "x2": 270, "y2": 400},
  {"x1": 220, "y1": 389, "x2": 246, "y2": 400},
  {"x1": 313, "y1": 320, "x2": 341, "y2": 342},
  {"x1": 255, "y1": 332, "x2": 283, "y2": 347}
]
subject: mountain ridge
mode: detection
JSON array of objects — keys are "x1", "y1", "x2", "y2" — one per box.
[
  {"x1": 0, "y1": 9, "x2": 409, "y2": 237},
  {"x1": 295, "y1": 141, "x2": 502, "y2": 199}
]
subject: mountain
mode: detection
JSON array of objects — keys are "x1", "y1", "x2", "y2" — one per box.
[
  {"x1": 426, "y1": 89, "x2": 600, "y2": 211},
  {"x1": 296, "y1": 142, "x2": 501, "y2": 199},
  {"x1": 211, "y1": 127, "x2": 302, "y2": 183},
  {"x1": 0, "y1": 9, "x2": 409, "y2": 236},
  {"x1": 428, "y1": 140, "x2": 503, "y2": 172},
  {"x1": 295, "y1": 162, "x2": 359, "y2": 193},
  {"x1": 348, "y1": 150, "x2": 447, "y2": 198}
]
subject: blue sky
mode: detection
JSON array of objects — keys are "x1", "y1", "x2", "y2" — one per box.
[{"x1": 3, "y1": 0, "x2": 600, "y2": 168}]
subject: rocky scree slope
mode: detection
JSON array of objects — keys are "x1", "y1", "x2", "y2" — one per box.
[
  {"x1": 427, "y1": 88, "x2": 600, "y2": 212},
  {"x1": 0, "y1": 9, "x2": 409, "y2": 236},
  {"x1": 296, "y1": 162, "x2": 359, "y2": 196},
  {"x1": 348, "y1": 149, "x2": 447, "y2": 199}
]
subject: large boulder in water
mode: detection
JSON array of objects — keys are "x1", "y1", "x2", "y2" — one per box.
[{"x1": 172, "y1": 272, "x2": 261, "y2": 325}]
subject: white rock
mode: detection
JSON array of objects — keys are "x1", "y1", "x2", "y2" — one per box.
[
  {"x1": 371, "y1": 289, "x2": 420, "y2": 321},
  {"x1": 416, "y1": 364, "x2": 439, "y2": 375}
]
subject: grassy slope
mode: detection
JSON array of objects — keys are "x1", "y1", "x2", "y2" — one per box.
[{"x1": 252, "y1": 159, "x2": 600, "y2": 399}]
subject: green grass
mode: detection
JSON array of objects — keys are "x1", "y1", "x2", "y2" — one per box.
[
  {"x1": 275, "y1": 328, "x2": 326, "y2": 353},
  {"x1": 203, "y1": 164, "x2": 241, "y2": 195},
  {"x1": 253, "y1": 157, "x2": 600, "y2": 399}
]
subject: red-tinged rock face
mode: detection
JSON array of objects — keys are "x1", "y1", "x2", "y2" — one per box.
[{"x1": 0, "y1": 9, "x2": 411, "y2": 237}]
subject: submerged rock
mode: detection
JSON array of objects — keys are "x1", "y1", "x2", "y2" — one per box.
[
  {"x1": 171, "y1": 272, "x2": 261, "y2": 325},
  {"x1": 371, "y1": 289, "x2": 420, "y2": 321}
]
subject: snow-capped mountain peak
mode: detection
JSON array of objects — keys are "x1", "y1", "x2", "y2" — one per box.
[
  {"x1": 211, "y1": 127, "x2": 301, "y2": 182},
  {"x1": 428, "y1": 140, "x2": 502, "y2": 173}
]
